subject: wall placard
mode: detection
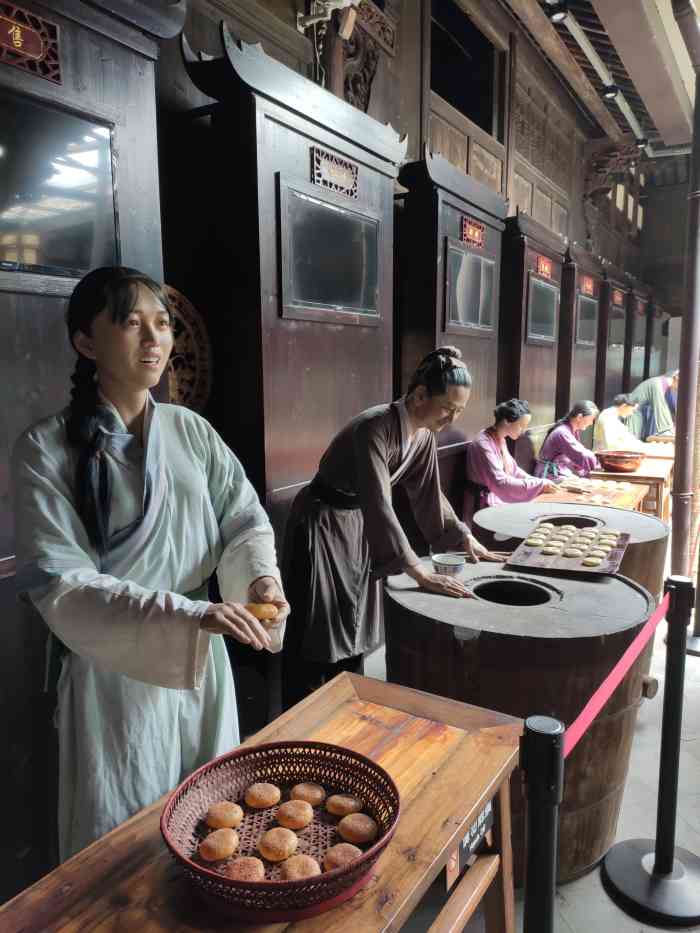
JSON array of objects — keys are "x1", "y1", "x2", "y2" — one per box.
[
  {"x1": 536, "y1": 255, "x2": 552, "y2": 278},
  {"x1": 461, "y1": 216, "x2": 485, "y2": 249},
  {"x1": 0, "y1": 3, "x2": 61, "y2": 84},
  {"x1": 311, "y1": 146, "x2": 359, "y2": 199}
]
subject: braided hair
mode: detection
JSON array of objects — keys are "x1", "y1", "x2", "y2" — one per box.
[
  {"x1": 65, "y1": 266, "x2": 172, "y2": 555},
  {"x1": 407, "y1": 346, "x2": 472, "y2": 396},
  {"x1": 494, "y1": 398, "x2": 530, "y2": 424}
]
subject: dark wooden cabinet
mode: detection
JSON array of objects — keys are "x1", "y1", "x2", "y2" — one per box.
[
  {"x1": 646, "y1": 300, "x2": 669, "y2": 379},
  {"x1": 557, "y1": 245, "x2": 604, "y2": 418},
  {"x1": 0, "y1": 0, "x2": 168, "y2": 902},
  {"x1": 162, "y1": 26, "x2": 405, "y2": 733},
  {"x1": 596, "y1": 266, "x2": 632, "y2": 408},
  {"x1": 169, "y1": 24, "x2": 405, "y2": 540},
  {"x1": 395, "y1": 149, "x2": 507, "y2": 507},
  {"x1": 625, "y1": 284, "x2": 652, "y2": 392},
  {"x1": 498, "y1": 212, "x2": 567, "y2": 426}
]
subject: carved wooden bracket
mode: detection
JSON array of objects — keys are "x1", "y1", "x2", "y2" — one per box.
[{"x1": 584, "y1": 142, "x2": 639, "y2": 201}]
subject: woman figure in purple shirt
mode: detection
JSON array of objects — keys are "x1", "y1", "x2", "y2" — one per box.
[
  {"x1": 466, "y1": 399, "x2": 557, "y2": 510},
  {"x1": 535, "y1": 400, "x2": 600, "y2": 479}
]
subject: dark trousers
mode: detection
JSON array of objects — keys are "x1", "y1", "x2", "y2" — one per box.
[{"x1": 282, "y1": 650, "x2": 365, "y2": 711}]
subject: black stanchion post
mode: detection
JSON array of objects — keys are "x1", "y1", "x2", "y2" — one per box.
[
  {"x1": 521, "y1": 715, "x2": 564, "y2": 933},
  {"x1": 602, "y1": 575, "x2": 700, "y2": 926}
]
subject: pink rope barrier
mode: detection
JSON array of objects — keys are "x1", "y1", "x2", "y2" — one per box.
[{"x1": 563, "y1": 592, "x2": 671, "y2": 760}]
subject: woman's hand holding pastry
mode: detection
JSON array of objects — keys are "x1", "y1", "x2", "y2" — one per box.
[
  {"x1": 248, "y1": 576, "x2": 290, "y2": 625},
  {"x1": 200, "y1": 603, "x2": 272, "y2": 651},
  {"x1": 542, "y1": 480, "x2": 558, "y2": 494}
]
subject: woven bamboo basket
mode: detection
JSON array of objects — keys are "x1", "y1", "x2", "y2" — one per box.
[{"x1": 160, "y1": 740, "x2": 401, "y2": 921}]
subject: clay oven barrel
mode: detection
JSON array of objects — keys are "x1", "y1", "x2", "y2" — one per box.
[
  {"x1": 473, "y1": 502, "x2": 669, "y2": 599},
  {"x1": 384, "y1": 559, "x2": 654, "y2": 883}
]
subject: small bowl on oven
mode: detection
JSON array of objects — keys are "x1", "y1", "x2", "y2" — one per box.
[{"x1": 431, "y1": 553, "x2": 467, "y2": 575}]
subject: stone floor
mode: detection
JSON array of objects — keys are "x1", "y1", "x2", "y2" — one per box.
[{"x1": 364, "y1": 616, "x2": 700, "y2": 933}]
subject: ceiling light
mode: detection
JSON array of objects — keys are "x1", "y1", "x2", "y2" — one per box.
[
  {"x1": 636, "y1": 137, "x2": 648, "y2": 149},
  {"x1": 603, "y1": 84, "x2": 620, "y2": 100},
  {"x1": 545, "y1": 1, "x2": 568, "y2": 23}
]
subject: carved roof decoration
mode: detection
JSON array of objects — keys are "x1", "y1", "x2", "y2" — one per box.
[{"x1": 181, "y1": 21, "x2": 407, "y2": 167}]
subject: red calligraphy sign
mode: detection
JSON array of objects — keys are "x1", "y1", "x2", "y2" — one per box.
[
  {"x1": 536, "y1": 255, "x2": 552, "y2": 278},
  {"x1": 461, "y1": 216, "x2": 485, "y2": 249},
  {"x1": 0, "y1": 13, "x2": 42, "y2": 59}
]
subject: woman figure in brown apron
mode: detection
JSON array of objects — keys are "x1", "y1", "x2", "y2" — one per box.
[{"x1": 282, "y1": 346, "x2": 505, "y2": 708}]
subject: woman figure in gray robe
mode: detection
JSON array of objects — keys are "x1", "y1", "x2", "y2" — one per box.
[
  {"x1": 12, "y1": 267, "x2": 288, "y2": 860},
  {"x1": 282, "y1": 346, "x2": 505, "y2": 708},
  {"x1": 625, "y1": 371, "x2": 678, "y2": 440}
]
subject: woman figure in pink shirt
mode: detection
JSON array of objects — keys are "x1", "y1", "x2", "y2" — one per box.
[{"x1": 466, "y1": 399, "x2": 557, "y2": 510}]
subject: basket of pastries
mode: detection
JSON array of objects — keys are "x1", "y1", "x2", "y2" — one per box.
[{"x1": 160, "y1": 740, "x2": 401, "y2": 921}]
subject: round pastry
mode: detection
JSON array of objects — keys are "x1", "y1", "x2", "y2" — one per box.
[
  {"x1": 583, "y1": 557, "x2": 603, "y2": 567},
  {"x1": 245, "y1": 782, "x2": 281, "y2": 809},
  {"x1": 290, "y1": 782, "x2": 327, "y2": 807},
  {"x1": 225, "y1": 856, "x2": 266, "y2": 882},
  {"x1": 199, "y1": 828, "x2": 239, "y2": 862},
  {"x1": 578, "y1": 531, "x2": 597, "y2": 539},
  {"x1": 542, "y1": 546, "x2": 562, "y2": 555},
  {"x1": 206, "y1": 801, "x2": 244, "y2": 830},
  {"x1": 326, "y1": 794, "x2": 363, "y2": 817},
  {"x1": 559, "y1": 525, "x2": 578, "y2": 531},
  {"x1": 244, "y1": 602, "x2": 279, "y2": 621},
  {"x1": 538, "y1": 523, "x2": 555, "y2": 530},
  {"x1": 276, "y1": 799, "x2": 313, "y2": 830},
  {"x1": 526, "y1": 537, "x2": 545, "y2": 546},
  {"x1": 563, "y1": 548, "x2": 584, "y2": 558},
  {"x1": 588, "y1": 548, "x2": 608, "y2": 558},
  {"x1": 323, "y1": 842, "x2": 363, "y2": 871},
  {"x1": 281, "y1": 854, "x2": 321, "y2": 880},
  {"x1": 592, "y1": 544, "x2": 612, "y2": 553},
  {"x1": 258, "y1": 827, "x2": 298, "y2": 862},
  {"x1": 549, "y1": 535, "x2": 570, "y2": 544},
  {"x1": 338, "y1": 813, "x2": 379, "y2": 844}
]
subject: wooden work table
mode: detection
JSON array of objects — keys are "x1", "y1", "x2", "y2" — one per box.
[
  {"x1": 591, "y1": 457, "x2": 674, "y2": 521},
  {"x1": 0, "y1": 675, "x2": 521, "y2": 933},
  {"x1": 534, "y1": 482, "x2": 650, "y2": 512}
]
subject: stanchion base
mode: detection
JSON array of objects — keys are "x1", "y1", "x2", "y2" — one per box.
[
  {"x1": 686, "y1": 633, "x2": 700, "y2": 657},
  {"x1": 602, "y1": 839, "x2": 700, "y2": 926}
]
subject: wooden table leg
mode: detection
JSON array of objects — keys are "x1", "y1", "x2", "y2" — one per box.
[{"x1": 482, "y1": 779, "x2": 515, "y2": 933}]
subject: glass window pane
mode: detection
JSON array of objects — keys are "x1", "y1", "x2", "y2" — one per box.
[
  {"x1": 528, "y1": 277, "x2": 558, "y2": 339},
  {"x1": 287, "y1": 189, "x2": 379, "y2": 314},
  {"x1": 637, "y1": 205, "x2": 644, "y2": 230},
  {"x1": 479, "y1": 257, "x2": 495, "y2": 326},
  {"x1": 447, "y1": 246, "x2": 495, "y2": 329},
  {"x1": 627, "y1": 195, "x2": 635, "y2": 223},
  {"x1": 0, "y1": 88, "x2": 117, "y2": 276},
  {"x1": 576, "y1": 295, "x2": 598, "y2": 345},
  {"x1": 616, "y1": 183, "x2": 626, "y2": 211}
]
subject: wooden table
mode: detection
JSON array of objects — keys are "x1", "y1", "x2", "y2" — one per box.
[
  {"x1": 533, "y1": 483, "x2": 650, "y2": 512},
  {"x1": 0, "y1": 675, "x2": 521, "y2": 933},
  {"x1": 591, "y1": 457, "x2": 674, "y2": 521}
]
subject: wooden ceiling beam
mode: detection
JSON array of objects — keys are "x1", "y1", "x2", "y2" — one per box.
[{"x1": 501, "y1": 0, "x2": 623, "y2": 139}]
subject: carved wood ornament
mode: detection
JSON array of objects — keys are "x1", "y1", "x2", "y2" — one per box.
[
  {"x1": 322, "y1": 0, "x2": 397, "y2": 113},
  {"x1": 583, "y1": 141, "x2": 639, "y2": 254}
]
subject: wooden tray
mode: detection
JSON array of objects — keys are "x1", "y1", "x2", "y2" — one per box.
[{"x1": 505, "y1": 520, "x2": 630, "y2": 576}]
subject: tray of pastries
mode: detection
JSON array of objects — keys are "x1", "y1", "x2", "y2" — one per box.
[
  {"x1": 505, "y1": 520, "x2": 630, "y2": 575},
  {"x1": 161, "y1": 740, "x2": 400, "y2": 922}
]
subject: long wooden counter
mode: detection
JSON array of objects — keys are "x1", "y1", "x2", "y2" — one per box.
[
  {"x1": 591, "y1": 458, "x2": 673, "y2": 521},
  {"x1": 0, "y1": 675, "x2": 520, "y2": 933},
  {"x1": 534, "y1": 483, "x2": 649, "y2": 512}
]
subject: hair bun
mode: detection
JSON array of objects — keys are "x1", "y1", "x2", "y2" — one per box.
[{"x1": 435, "y1": 345, "x2": 462, "y2": 360}]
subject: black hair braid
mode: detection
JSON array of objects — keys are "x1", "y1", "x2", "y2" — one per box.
[{"x1": 66, "y1": 354, "x2": 111, "y2": 556}]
